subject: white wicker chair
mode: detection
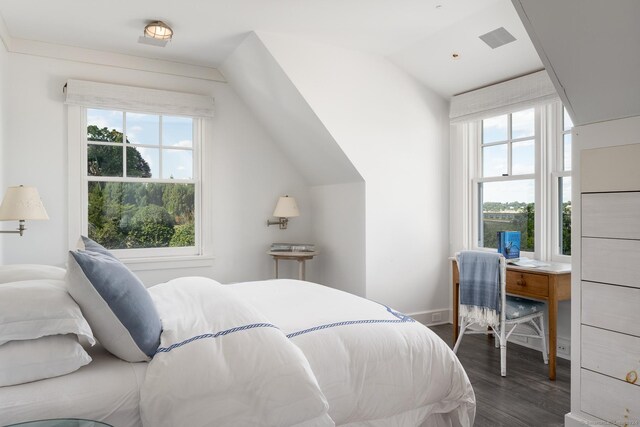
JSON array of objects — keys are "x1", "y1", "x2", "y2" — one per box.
[{"x1": 453, "y1": 251, "x2": 548, "y2": 377}]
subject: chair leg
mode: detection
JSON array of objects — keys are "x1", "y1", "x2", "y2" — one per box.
[
  {"x1": 500, "y1": 343, "x2": 507, "y2": 376},
  {"x1": 539, "y1": 315, "x2": 549, "y2": 365},
  {"x1": 453, "y1": 321, "x2": 468, "y2": 353}
]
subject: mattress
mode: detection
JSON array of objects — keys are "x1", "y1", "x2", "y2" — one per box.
[{"x1": 0, "y1": 343, "x2": 146, "y2": 427}]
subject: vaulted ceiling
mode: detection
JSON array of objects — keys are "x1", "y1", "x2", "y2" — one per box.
[{"x1": 0, "y1": 0, "x2": 542, "y2": 98}]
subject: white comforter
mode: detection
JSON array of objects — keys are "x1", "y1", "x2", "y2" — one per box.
[
  {"x1": 141, "y1": 278, "x2": 475, "y2": 427},
  {"x1": 141, "y1": 278, "x2": 333, "y2": 427}
]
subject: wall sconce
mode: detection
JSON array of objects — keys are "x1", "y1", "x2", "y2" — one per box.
[
  {"x1": 0, "y1": 185, "x2": 49, "y2": 236},
  {"x1": 267, "y1": 195, "x2": 299, "y2": 230}
]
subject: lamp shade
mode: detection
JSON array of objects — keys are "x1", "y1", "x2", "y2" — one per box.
[
  {"x1": 272, "y1": 196, "x2": 299, "y2": 218},
  {"x1": 0, "y1": 186, "x2": 49, "y2": 221}
]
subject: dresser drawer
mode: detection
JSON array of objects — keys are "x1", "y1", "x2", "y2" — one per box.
[
  {"x1": 582, "y1": 238, "x2": 640, "y2": 289},
  {"x1": 582, "y1": 281, "x2": 640, "y2": 337},
  {"x1": 582, "y1": 325, "x2": 640, "y2": 384},
  {"x1": 581, "y1": 369, "x2": 640, "y2": 426},
  {"x1": 583, "y1": 192, "x2": 640, "y2": 239},
  {"x1": 506, "y1": 270, "x2": 548, "y2": 298}
]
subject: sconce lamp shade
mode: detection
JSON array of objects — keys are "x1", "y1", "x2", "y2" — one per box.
[
  {"x1": 0, "y1": 186, "x2": 49, "y2": 221},
  {"x1": 273, "y1": 196, "x2": 299, "y2": 218}
]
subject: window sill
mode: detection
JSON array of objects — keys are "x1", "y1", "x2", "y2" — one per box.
[{"x1": 121, "y1": 255, "x2": 215, "y2": 272}]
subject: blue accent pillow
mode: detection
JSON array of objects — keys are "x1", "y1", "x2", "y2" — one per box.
[{"x1": 66, "y1": 237, "x2": 162, "y2": 362}]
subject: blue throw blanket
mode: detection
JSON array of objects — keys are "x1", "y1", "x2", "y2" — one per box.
[{"x1": 457, "y1": 251, "x2": 502, "y2": 327}]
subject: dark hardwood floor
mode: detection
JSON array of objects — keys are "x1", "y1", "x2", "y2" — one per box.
[{"x1": 429, "y1": 324, "x2": 570, "y2": 427}]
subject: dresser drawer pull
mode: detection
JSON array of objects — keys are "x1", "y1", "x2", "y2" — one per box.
[
  {"x1": 626, "y1": 370, "x2": 638, "y2": 384},
  {"x1": 516, "y1": 275, "x2": 527, "y2": 286}
]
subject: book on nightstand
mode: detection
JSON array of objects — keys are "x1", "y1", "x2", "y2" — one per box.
[
  {"x1": 497, "y1": 231, "x2": 520, "y2": 260},
  {"x1": 270, "y1": 243, "x2": 316, "y2": 252}
]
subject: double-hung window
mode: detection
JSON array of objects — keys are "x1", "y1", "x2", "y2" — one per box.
[
  {"x1": 471, "y1": 102, "x2": 571, "y2": 261},
  {"x1": 477, "y1": 109, "x2": 536, "y2": 253},
  {"x1": 85, "y1": 108, "x2": 200, "y2": 257},
  {"x1": 65, "y1": 80, "x2": 214, "y2": 267}
]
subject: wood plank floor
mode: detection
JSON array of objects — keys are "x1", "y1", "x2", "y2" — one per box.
[{"x1": 429, "y1": 324, "x2": 570, "y2": 427}]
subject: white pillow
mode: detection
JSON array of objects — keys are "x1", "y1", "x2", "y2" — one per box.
[
  {"x1": 0, "y1": 264, "x2": 66, "y2": 284},
  {"x1": 0, "y1": 334, "x2": 92, "y2": 387},
  {"x1": 0, "y1": 279, "x2": 95, "y2": 346}
]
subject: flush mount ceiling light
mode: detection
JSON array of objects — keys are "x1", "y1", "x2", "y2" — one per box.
[
  {"x1": 139, "y1": 21, "x2": 173, "y2": 47},
  {"x1": 145, "y1": 21, "x2": 173, "y2": 40}
]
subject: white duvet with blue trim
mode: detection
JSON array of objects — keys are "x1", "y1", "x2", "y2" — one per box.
[{"x1": 140, "y1": 278, "x2": 475, "y2": 427}]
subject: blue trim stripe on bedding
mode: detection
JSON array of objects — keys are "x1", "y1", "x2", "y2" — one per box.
[
  {"x1": 155, "y1": 305, "x2": 415, "y2": 355},
  {"x1": 155, "y1": 323, "x2": 279, "y2": 354},
  {"x1": 286, "y1": 318, "x2": 414, "y2": 339}
]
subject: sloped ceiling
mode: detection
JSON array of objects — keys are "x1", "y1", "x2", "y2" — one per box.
[
  {"x1": 513, "y1": 0, "x2": 640, "y2": 126},
  {"x1": 221, "y1": 33, "x2": 362, "y2": 186},
  {"x1": 0, "y1": 0, "x2": 542, "y2": 98}
]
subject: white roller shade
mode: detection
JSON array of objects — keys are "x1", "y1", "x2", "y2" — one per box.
[
  {"x1": 449, "y1": 70, "x2": 558, "y2": 123},
  {"x1": 64, "y1": 79, "x2": 214, "y2": 118}
]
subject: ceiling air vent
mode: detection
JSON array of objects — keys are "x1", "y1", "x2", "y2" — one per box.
[{"x1": 479, "y1": 27, "x2": 516, "y2": 49}]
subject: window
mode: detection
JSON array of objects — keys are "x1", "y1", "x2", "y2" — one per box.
[
  {"x1": 84, "y1": 108, "x2": 200, "y2": 257},
  {"x1": 65, "y1": 80, "x2": 214, "y2": 268},
  {"x1": 470, "y1": 102, "x2": 572, "y2": 261},
  {"x1": 478, "y1": 109, "x2": 536, "y2": 252},
  {"x1": 557, "y1": 107, "x2": 573, "y2": 256}
]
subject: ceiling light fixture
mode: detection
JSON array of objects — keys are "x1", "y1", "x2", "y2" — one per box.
[
  {"x1": 144, "y1": 21, "x2": 173, "y2": 40},
  {"x1": 139, "y1": 21, "x2": 173, "y2": 47}
]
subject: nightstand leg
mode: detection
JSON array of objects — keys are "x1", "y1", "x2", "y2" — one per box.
[
  {"x1": 274, "y1": 259, "x2": 279, "y2": 279},
  {"x1": 298, "y1": 260, "x2": 306, "y2": 281}
]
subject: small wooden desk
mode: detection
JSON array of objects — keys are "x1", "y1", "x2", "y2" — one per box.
[
  {"x1": 268, "y1": 251, "x2": 318, "y2": 281},
  {"x1": 451, "y1": 260, "x2": 571, "y2": 380}
]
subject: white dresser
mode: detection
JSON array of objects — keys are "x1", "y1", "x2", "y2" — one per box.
[{"x1": 578, "y1": 143, "x2": 640, "y2": 425}]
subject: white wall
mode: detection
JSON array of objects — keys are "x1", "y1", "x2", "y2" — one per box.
[
  {"x1": 0, "y1": 51, "x2": 315, "y2": 285},
  {"x1": 310, "y1": 182, "x2": 366, "y2": 297},
  {"x1": 0, "y1": 40, "x2": 7, "y2": 260},
  {"x1": 255, "y1": 32, "x2": 451, "y2": 316}
]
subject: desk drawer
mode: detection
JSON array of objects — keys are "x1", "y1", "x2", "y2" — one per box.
[{"x1": 506, "y1": 271, "x2": 549, "y2": 298}]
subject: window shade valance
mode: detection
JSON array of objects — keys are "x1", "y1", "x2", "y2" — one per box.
[
  {"x1": 64, "y1": 79, "x2": 214, "y2": 118},
  {"x1": 449, "y1": 70, "x2": 558, "y2": 123}
]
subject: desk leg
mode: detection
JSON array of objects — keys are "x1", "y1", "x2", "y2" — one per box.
[
  {"x1": 453, "y1": 282, "x2": 459, "y2": 345},
  {"x1": 274, "y1": 258, "x2": 279, "y2": 279},
  {"x1": 298, "y1": 259, "x2": 306, "y2": 281},
  {"x1": 548, "y1": 281, "x2": 558, "y2": 381}
]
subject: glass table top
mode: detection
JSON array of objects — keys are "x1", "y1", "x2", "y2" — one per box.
[{"x1": 5, "y1": 419, "x2": 112, "y2": 427}]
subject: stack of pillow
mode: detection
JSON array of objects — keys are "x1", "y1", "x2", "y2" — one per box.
[
  {"x1": 0, "y1": 265, "x2": 95, "y2": 387},
  {"x1": 0, "y1": 236, "x2": 163, "y2": 387}
]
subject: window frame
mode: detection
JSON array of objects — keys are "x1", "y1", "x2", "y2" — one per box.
[
  {"x1": 468, "y1": 101, "x2": 571, "y2": 262},
  {"x1": 550, "y1": 103, "x2": 572, "y2": 262},
  {"x1": 68, "y1": 105, "x2": 213, "y2": 270}
]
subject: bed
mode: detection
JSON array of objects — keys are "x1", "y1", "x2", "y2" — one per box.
[{"x1": 0, "y1": 273, "x2": 474, "y2": 427}]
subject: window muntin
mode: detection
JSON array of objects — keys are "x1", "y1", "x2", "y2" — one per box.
[{"x1": 85, "y1": 108, "x2": 198, "y2": 253}]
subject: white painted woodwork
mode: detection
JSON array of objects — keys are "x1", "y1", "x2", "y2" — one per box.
[
  {"x1": 581, "y1": 144, "x2": 640, "y2": 193},
  {"x1": 582, "y1": 192, "x2": 640, "y2": 239},
  {"x1": 581, "y1": 281, "x2": 640, "y2": 337},
  {"x1": 581, "y1": 325, "x2": 640, "y2": 385},
  {"x1": 582, "y1": 238, "x2": 640, "y2": 289},
  {"x1": 581, "y1": 369, "x2": 640, "y2": 426}
]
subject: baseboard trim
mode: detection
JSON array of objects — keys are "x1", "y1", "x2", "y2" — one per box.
[
  {"x1": 408, "y1": 308, "x2": 452, "y2": 326},
  {"x1": 565, "y1": 412, "x2": 602, "y2": 427}
]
